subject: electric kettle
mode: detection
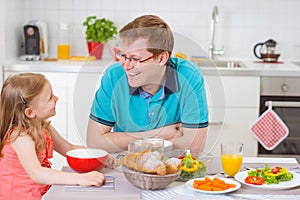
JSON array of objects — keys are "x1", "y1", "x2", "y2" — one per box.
[{"x1": 253, "y1": 39, "x2": 280, "y2": 62}]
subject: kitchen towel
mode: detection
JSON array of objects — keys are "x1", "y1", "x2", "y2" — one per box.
[{"x1": 250, "y1": 101, "x2": 289, "y2": 150}]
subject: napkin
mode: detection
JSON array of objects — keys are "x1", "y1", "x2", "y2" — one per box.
[
  {"x1": 65, "y1": 176, "x2": 115, "y2": 192},
  {"x1": 250, "y1": 101, "x2": 289, "y2": 150}
]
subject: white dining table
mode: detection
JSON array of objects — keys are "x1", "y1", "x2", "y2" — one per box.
[{"x1": 43, "y1": 157, "x2": 300, "y2": 200}]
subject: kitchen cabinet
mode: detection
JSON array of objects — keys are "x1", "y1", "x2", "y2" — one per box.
[
  {"x1": 66, "y1": 73, "x2": 102, "y2": 145},
  {"x1": 203, "y1": 75, "x2": 260, "y2": 157},
  {"x1": 3, "y1": 71, "x2": 103, "y2": 169}
]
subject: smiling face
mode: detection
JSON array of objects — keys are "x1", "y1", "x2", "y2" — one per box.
[
  {"x1": 28, "y1": 81, "x2": 59, "y2": 121},
  {"x1": 120, "y1": 38, "x2": 169, "y2": 95}
]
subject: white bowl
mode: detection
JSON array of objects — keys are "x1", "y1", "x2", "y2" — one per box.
[
  {"x1": 163, "y1": 140, "x2": 173, "y2": 152},
  {"x1": 128, "y1": 139, "x2": 173, "y2": 153}
]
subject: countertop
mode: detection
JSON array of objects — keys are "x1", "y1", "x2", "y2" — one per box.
[{"x1": 3, "y1": 59, "x2": 300, "y2": 77}]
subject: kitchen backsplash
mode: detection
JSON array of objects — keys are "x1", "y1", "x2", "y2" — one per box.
[{"x1": 4, "y1": 0, "x2": 300, "y2": 61}]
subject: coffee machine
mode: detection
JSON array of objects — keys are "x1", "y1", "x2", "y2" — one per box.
[{"x1": 20, "y1": 20, "x2": 48, "y2": 61}]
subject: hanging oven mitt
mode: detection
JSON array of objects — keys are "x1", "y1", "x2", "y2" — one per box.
[{"x1": 250, "y1": 101, "x2": 289, "y2": 150}]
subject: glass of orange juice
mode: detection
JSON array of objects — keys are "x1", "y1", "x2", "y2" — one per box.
[{"x1": 221, "y1": 144, "x2": 243, "y2": 177}]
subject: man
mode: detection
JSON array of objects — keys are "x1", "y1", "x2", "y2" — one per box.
[{"x1": 87, "y1": 15, "x2": 208, "y2": 153}]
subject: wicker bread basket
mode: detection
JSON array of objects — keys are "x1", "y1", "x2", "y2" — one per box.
[{"x1": 122, "y1": 166, "x2": 181, "y2": 190}]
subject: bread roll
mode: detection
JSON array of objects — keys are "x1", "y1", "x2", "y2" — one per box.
[{"x1": 120, "y1": 151, "x2": 181, "y2": 175}]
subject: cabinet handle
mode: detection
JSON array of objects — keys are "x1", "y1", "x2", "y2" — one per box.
[
  {"x1": 265, "y1": 101, "x2": 300, "y2": 108},
  {"x1": 208, "y1": 121, "x2": 223, "y2": 126}
]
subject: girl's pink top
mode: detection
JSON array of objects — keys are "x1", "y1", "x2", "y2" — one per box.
[{"x1": 0, "y1": 129, "x2": 54, "y2": 200}]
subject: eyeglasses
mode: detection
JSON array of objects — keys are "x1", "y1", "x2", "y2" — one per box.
[{"x1": 116, "y1": 52, "x2": 161, "y2": 66}]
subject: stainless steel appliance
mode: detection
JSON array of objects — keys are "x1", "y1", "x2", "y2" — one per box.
[
  {"x1": 259, "y1": 76, "x2": 300, "y2": 161},
  {"x1": 20, "y1": 20, "x2": 48, "y2": 61}
]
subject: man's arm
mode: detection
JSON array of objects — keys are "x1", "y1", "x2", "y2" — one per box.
[
  {"x1": 86, "y1": 119, "x2": 129, "y2": 153},
  {"x1": 86, "y1": 119, "x2": 182, "y2": 153},
  {"x1": 170, "y1": 127, "x2": 208, "y2": 153}
]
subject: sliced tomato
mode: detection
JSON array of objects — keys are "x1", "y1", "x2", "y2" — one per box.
[
  {"x1": 271, "y1": 167, "x2": 280, "y2": 174},
  {"x1": 244, "y1": 176, "x2": 264, "y2": 185},
  {"x1": 265, "y1": 167, "x2": 287, "y2": 177},
  {"x1": 178, "y1": 155, "x2": 196, "y2": 160}
]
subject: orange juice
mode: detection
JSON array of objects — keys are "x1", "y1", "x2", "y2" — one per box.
[
  {"x1": 57, "y1": 44, "x2": 70, "y2": 59},
  {"x1": 221, "y1": 154, "x2": 243, "y2": 176}
]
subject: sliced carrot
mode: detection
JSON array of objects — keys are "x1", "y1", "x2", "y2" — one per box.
[
  {"x1": 212, "y1": 187, "x2": 223, "y2": 191},
  {"x1": 227, "y1": 183, "x2": 236, "y2": 188},
  {"x1": 213, "y1": 181, "x2": 229, "y2": 190},
  {"x1": 193, "y1": 182, "x2": 198, "y2": 188},
  {"x1": 202, "y1": 182, "x2": 213, "y2": 187},
  {"x1": 205, "y1": 177, "x2": 213, "y2": 182},
  {"x1": 213, "y1": 177, "x2": 225, "y2": 184},
  {"x1": 198, "y1": 185, "x2": 213, "y2": 191},
  {"x1": 194, "y1": 179, "x2": 207, "y2": 185},
  {"x1": 193, "y1": 176, "x2": 237, "y2": 191}
]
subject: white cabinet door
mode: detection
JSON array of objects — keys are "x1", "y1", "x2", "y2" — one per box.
[
  {"x1": 46, "y1": 73, "x2": 68, "y2": 138},
  {"x1": 205, "y1": 76, "x2": 259, "y2": 108},
  {"x1": 66, "y1": 73, "x2": 103, "y2": 146},
  {"x1": 203, "y1": 76, "x2": 260, "y2": 157},
  {"x1": 204, "y1": 107, "x2": 259, "y2": 157}
]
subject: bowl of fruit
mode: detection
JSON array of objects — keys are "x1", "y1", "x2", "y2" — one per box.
[{"x1": 164, "y1": 150, "x2": 213, "y2": 182}]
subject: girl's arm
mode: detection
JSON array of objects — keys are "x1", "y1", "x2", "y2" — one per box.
[
  {"x1": 49, "y1": 125, "x2": 84, "y2": 157},
  {"x1": 11, "y1": 133, "x2": 105, "y2": 186},
  {"x1": 51, "y1": 125, "x2": 118, "y2": 169}
]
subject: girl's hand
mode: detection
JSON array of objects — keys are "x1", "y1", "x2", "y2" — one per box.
[{"x1": 77, "y1": 171, "x2": 106, "y2": 187}]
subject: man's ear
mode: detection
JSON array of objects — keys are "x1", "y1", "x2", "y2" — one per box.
[
  {"x1": 24, "y1": 107, "x2": 35, "y2": 119},
  {"x1": 159, "y1": 51, "x2": 169, "y2": 66}
]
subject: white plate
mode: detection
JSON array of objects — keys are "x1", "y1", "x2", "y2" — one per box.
[
  {"x1": 234, "y1": 170, "x2": 300, "y2": 190},
  {"x1": 185, "y1": 177, "x2": 241, "y2": 194}
]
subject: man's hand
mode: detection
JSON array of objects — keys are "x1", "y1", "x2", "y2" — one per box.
[{"x1": 155, "y1": 123, "x2": 182, "y2": 140}]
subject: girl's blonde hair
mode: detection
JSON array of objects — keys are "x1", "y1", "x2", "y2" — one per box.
[{"x1": 0, "y1": 73, "x2": 51, "y2": 157}]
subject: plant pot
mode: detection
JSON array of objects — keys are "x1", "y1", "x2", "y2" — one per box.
[{"x1": 87, "y1": 42, "x2": 104, "y2": 60}]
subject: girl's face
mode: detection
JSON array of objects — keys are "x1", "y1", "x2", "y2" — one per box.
[{"x1": 29, "y1": 81, "x2": 59, "y2": 121}]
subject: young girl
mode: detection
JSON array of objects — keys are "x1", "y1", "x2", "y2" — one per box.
[{"x1": 0, "y1": 73, "x2": 106, "y2": 200}]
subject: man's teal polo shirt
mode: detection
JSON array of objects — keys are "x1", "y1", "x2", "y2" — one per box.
[{"x1": 90, "y1": 57, "x2": 208, "y2": 132}]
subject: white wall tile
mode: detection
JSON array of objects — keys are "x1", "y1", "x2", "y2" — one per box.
[
  {"x1": 73, "y1": 0, "x2": 87, "y2": 10},
  {"x1": 45, "y1": 0, "x2": 59, "y2": 10},
  {"x1": 59, "y1": 0, "x2": 73, "y2": 10},
  {"x1": 87, "y1": 0, "x2": 101, "y2": 10},
  {"x1": 30, "y1": 0, "x2": 45, "y2": 9},
  {"x1": 24, "y1": 0, "x2": 31, "y2": 9},
  {"x1": 102, "y1": 0, "x2": 117, "y2": 11},
  {"x1": 73, "y1": 10, "x2": 88, "y2": 26},
  {"x1": 7, "y1": 0, "x2": 300, "y2": 60},
  {"x1": 5, "y1": 0, "x2": 25, "y2": 59},
  {"x1": 58, "y1": 10, "x2": 73, "y2": 24}
]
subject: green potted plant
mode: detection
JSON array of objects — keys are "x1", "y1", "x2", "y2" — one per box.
[{"x1": 83, "y1": 16, "x2": 118, "y2": 59}]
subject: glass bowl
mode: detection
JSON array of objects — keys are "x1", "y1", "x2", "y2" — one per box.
[{"x1": 164, "y1": 150, "x2": 213, "y2": 182}]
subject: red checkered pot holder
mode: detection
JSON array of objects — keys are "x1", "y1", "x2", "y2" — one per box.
[{"x1": 250, "y1": 101, "x2": 289, "y2": 150}]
